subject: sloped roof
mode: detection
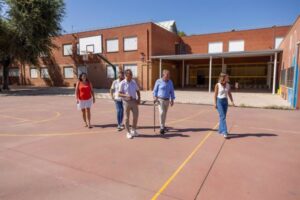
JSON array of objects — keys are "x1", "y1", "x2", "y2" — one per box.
[{"x1": 155, "y1": 20, "x2": 178, "y2": 34}]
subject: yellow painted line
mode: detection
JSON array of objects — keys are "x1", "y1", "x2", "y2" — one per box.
[
  {"x1": 0, "y1": 114, "x2": 33, "y2": 122},
  {"x1": 12, "y1": 111, "x2": 61, "y2": 127},
  {"x1": 0, "y1": 129, "x2": 115, "y2": 137},
  {"x1": 151, "y1": 123, "x2": 219, "y2": 200},
  {"x1": 168, "y1": 110, "x2": 206, "y2": 125}
]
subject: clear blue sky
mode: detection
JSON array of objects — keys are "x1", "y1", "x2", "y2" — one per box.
[{"x1": 63, "y1": 0, "x2": 300, "y2": 35}]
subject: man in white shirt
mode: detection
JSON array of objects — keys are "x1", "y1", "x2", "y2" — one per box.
[
  {"x1": 110, "y1": 70, "x2": 124, "y2": 131},
  {"x1": 119, "y1": 69, "x2": 141, "y2": 139}
]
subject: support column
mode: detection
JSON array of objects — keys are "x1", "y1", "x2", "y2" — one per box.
[
  {"x1": 209, "y1": 56, "x2": 213, "y2": 92},
  {"x1": 181, "y1": 60, "x2": 185, "y2": 88},
  {"x1": 159, "y1": 58, "x2": 162, "y2": 78},
  {"x1": 186, "y1": 64, "x2": 190, "y2": 85},
  {"x1": 272, "y1": 52, "x2": 278, "y2": 95}
]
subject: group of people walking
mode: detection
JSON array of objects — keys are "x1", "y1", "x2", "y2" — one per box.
[{"x1": 75, "y1": 69, "x2": 235, "y2": 139}]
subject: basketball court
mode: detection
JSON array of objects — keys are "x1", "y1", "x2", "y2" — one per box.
[{"x1": 0, "y1": 95, "x2": 299, "y2": 200}]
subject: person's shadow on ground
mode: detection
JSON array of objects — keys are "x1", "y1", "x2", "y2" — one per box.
[
  {"x1": 93, "y1": 124, "x2": 116, "y2": 128},
  {"x1": 226, "y1": 133, "x2": 278, "y2": 139}
]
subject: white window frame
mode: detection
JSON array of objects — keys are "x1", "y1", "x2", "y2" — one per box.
[
  {"x1": 9, "y1": 68, "x2": 20, "y2": 77},
  {"x1": 124, "y1": 64, "x2": 138, "y2": 78},
  {"x1": 228, "y1": 40, "x2": 245, "y2": 52},
  {"x1": 106, "y1": 39, "x2": 119, "y2": 53},
  {"x1": 41, "y1": 68, "x2": 50, "y2": 78},
  {"x1": 124, "y1": 36, "x2": 138, "y2": 51},
  {"x1": 30, "y1": 68, "x2": 39, "y2": 78},
  {"x1": 208, "y1": 42, "x2": 223, "y2": 53},
  {"x1": 106, "y1": 65, "x2": 119, "y2": 78},
  {"x1": 63, "y1": 44, "x2": 73, "y2": 56},
  {"x1": 64, "y1": 67, "x2": 74, "y2": 78},
  {"x1": 275, "y1": 37, "x2": 284, "y2": 49}
]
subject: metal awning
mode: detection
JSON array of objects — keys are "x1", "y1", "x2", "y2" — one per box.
[{"x1": 151, "y1": 49, "x2": 282, "y2": 60}]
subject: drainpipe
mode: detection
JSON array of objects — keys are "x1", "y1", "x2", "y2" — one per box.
[{"x1": 293, "y1": 41, "x2": 300, "y2": 108}]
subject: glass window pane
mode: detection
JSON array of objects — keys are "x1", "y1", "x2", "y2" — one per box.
[
  {"x1": 107, "y1": 65, "x2": 119, "y2": 78},
  {"x1": 30, "y1": 68, "x2": 38, "y2": 78},
  {"x1": 63, "y1": 44, "x2": 72, "y2": 56},
  {"x1": 64, "y1": 67, "x2": 74, "y2": 78},
  {"x1": 41, "y1": 68, "x2": 50, "y2": 78},
  {"x1": 124, "y1": 64, "x2": 138, "y2": 78},
  {"x1": 107, "y1": 39, "x2": 119, "y2": 52},
  {"x1": 124, "y1": 37, "x2": 138, "y2": 51}
]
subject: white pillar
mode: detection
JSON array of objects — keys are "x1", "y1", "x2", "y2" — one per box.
[
  {"x1": 267, "y1": 62, "x2": 272, "y2": 89},
  {"x1": 181, "y1": 60, "x2": 185, "y2": 88},
  {"x1": 186, "y1": 64, "x2": 190, "y2": 85},
  {"x1": 209, "y1": 56, "x2": 213, "y2": 92},
  {"x1": 272, "y1": 52, "x2": 278, "y2": 94},
  {"x1": 159, "y1": 58, "x2": 162, "y2": 78}
]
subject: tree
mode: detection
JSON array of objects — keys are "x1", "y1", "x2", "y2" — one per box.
[
  {"x1": 178, "y1": 31, "x2": 187, "y2": 37},
  {"x1": 0, "y1": 0, "x2": 65, "y2": 90}
]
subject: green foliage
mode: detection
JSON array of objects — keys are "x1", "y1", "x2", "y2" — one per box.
[
  {"x1": 178, "y1": 31, "x2": 187, "y2": 37},
  {"x1": 0, "y1": 0, "x2": 65, "y2": 64}
]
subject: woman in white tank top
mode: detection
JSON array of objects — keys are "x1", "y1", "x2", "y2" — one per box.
[{"x1": 214, "y1": 73, "x2": 235, "y2": 138}]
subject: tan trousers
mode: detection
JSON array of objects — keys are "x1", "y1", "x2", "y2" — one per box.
[
  {"x1": 158, "y1": 99, "x2": 169, "y2": 129},
  {"x1": 124, "y1": 100, "x2": 139, "y2": 132}
]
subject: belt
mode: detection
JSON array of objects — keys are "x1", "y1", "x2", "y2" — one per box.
[{"x1": 158, "y1": 97, "x2": 169, "y2": 101}]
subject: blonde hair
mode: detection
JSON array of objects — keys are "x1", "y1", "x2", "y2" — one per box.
[{"x1": 218, "y1": 73, "x2": 227, "y2": 83}]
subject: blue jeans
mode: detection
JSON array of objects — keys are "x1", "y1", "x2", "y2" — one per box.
[
  {"x1": 217, "y1": 98, "x2": 228, "y2": 134},
  {"x1": 115, "y1": 100, "x2": 124, "y2": 126}
]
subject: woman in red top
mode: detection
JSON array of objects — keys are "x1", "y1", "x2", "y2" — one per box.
[{"x1": 75, "y1": 73, "x2": 95, "y2": 128}]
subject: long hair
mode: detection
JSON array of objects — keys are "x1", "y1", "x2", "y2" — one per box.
[
  {"x1": 79, "y1": 72, "x2": 89, "y2": 82},
  {"x1": 218, "y1": 72, "x2": 227, "y2": 83}
]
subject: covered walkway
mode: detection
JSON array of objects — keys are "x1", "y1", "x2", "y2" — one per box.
[{"x1": 152, "y1": 49, "x2": 282, "y2": 94}]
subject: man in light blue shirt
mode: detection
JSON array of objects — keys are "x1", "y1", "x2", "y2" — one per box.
[{"x1": 153, "y1": 69, "x2": 175, "y2": 134}]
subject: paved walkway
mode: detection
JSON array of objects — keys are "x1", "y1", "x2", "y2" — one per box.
[{"x1": 0, "y1": 86, "x2": 291, "y2": 108}]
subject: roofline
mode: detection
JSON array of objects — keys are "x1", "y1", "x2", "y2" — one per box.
[
  {"x1": 279, "y1": 15, "x2": 300, "y2": 47},
  {"x1": 151, "y1": 49, "x2": 283, "y2": 60},
  {"x1": 183, "y1": 25, "x2": 292, "y2": 38},
  {"x1": 60, "y1": 21, "x2": 153, "y2": 37}
]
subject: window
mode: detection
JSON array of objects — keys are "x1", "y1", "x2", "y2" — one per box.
[
  {"x1": 41, "y1": 68, "x2": 50, "y2": 78},
  {"x1": 63, "y1": 44, "x2": 72, "y2": 56},
  {"x1": 124, "y1": 37, "x2": 138, "y2": 51},
  {"x1": 280, "y1": 69, "x2": 287, "y2": 86},
  {"x1": 208, "y1": 42, "x2": 223, "y2": 53},
  {"x1": 64, "y1": 67, "x2": 74, "y2": 78},
  {"x1": 286, "y1": 67, "x2": 294, "y2": 88},
  {"x1": 77, "y1": 43, "x2": 80, "y2": 55},
  {"x1": 77, "y1": 66, "x2": 87, "y2": 76},
  {"x1": 124, "y1": 64, "x2": 138, "y2": 78},
  {"x1": 107, "y1": 65, "x2": 119, "y2": 78},
  {"x1": 106, "y1": 39, "x2": 119, "y2": 52},
  {"x1": 229, "y1": 40, "x2": 244, "y2": 52},
  {"x1": 30, "y1": 68, "x2": 38, "y2": 78},
  {"x1": 275, "y1": 37, "x2": 284, "y2": 49},
  {"x1": 9, "y1": 68, "x2": 20, "y2": 77}
]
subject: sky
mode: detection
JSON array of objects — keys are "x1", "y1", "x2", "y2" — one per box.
[{"x1": 62, "y1": 0, "x2": 300, "y2": 35}]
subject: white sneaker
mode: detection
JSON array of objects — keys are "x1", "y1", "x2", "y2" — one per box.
[
  {"x1": 126, "y1": 132, "x2": 133, "y2": 139},
  {"x1": 117, "y1": 125, "x2": 122, "y2": 131},
  {"x1": 131, "y1": 130, "x2": 139, "y2": 136},
  {"x1": 223, "y1": 134, "x2": 228, "y2": 139}
]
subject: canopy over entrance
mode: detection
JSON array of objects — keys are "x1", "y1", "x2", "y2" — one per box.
[{"x1": 151, "y1": 49, "x2": 282, "y2": 94}]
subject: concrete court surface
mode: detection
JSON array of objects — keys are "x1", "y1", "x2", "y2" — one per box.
[
  {"x1": 0, "y1": 86, "x2": 292, "y2": 108},
  {"x1": 0, "y1": 95, "x2": 299, "y2": 200}
]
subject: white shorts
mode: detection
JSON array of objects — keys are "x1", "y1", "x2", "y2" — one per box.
[{"x1": 77, "y1": 98, "x2": 93, "y2": 110}]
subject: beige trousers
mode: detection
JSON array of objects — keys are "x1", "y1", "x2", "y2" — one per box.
[
  {"x1": 123, "y1": 100, "x2": 139, "y2": 132},
  {"x1": 158, "y1": 99, "x2": 169, "y2": 129}
]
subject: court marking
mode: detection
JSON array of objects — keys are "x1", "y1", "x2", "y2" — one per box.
[
  {"x1": 0, "y1": 110, "x2": 209, "y2": 137},
  {"x1": 150, "y1": 123, "x2": 219, "y2": 200}
]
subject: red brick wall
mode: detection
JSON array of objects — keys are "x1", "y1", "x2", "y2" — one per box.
[
  {"x1": 279, "y1": 17, "x2": 300, "y2": 108},
  {"x1": 182, "y1": 26, "x2": 291, "y2": 54},
  {"x1": 24, "y1": 22, "x2": 153, "y2": 89}
]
